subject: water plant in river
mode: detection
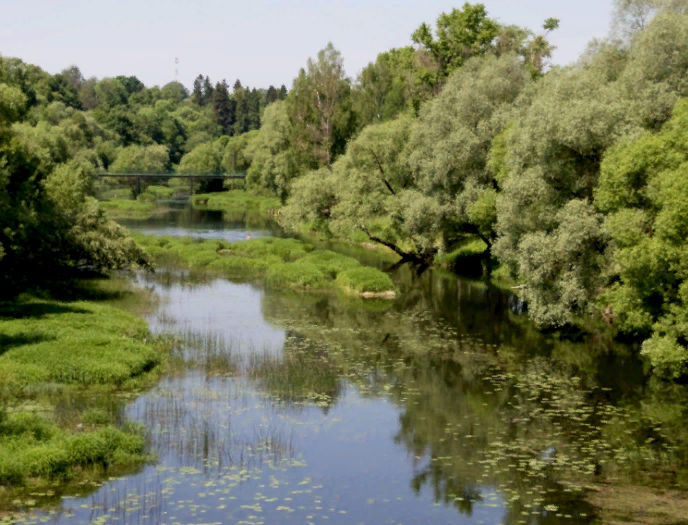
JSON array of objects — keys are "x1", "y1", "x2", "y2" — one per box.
[{"x1": 132, "y1": 233, "x2": 399, "y2": 297}]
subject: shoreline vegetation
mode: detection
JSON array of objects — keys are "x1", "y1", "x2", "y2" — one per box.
[
  {"x1": 131, "y1": 233, "x2": 399, "y2": 298},
  {"x1": 0, "y1": 280, "x2": 168, "y2": 497}
]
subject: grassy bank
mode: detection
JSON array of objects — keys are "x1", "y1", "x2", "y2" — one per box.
[
  {"x1": 99, "y1": 198, "x2": 170, "y2": 220},
  {"x1": 0, "y1": 281, "x2": 170, "y2": 492},
  {"x1": 191, "y1": 190, "x2": 281, "y2": 218},
  {"x1": 133, "y1": 234, "x2": 398, "y2": 297}
]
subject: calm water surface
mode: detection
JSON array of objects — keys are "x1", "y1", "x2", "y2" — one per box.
[{"x1": 12, "y1": 208, "x2": 688, "y2": 525}]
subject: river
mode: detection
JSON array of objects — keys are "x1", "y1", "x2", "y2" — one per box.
[{"x1": 12, "y1": 207, "x2": 688, "y2": 525}]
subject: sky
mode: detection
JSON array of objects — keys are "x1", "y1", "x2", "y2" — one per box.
[{"x1": 1, "y1": 0, "x2": 616, "y2": 91}]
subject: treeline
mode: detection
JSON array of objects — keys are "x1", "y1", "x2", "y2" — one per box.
[
  {"x1": 240, "y1": 0, "x2": 688, "y2": 378},
  {"x1": 0, "y1": 45, "x2": 286, "y2": 293},
  {"x1": 3, "y1": 0, "x2": 688, "y2": 377}
]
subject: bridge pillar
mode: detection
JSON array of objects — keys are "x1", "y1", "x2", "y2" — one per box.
[
  {"x1": 190, "y1": 178, "x2": 194, "y2": 196},
  {"x1": 136, "y1": 176, "x2": 141, "y2": 198}
]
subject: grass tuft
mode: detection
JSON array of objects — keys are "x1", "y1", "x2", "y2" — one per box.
[{"x1": 335, "y1": 267, "x2": 396, "y2": 295}]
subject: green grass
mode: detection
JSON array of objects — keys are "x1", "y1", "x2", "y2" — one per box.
[
  {"x1": 134, "y1": 234, "x2": 398, "y2": 298},
  {"x1": 335, "y1": 266, "x2": 397, "y2": 295},
  {"x1": 0, "y1": 298, "x2": 162, "y2": 393},
  {"x1": 192, "y1": 190, "x2": 281, "y2": 218},
  {"x1": 265, "y1": 262, "x2": 330, "y2": 291},
  {"x1": 0, "y1": 279, "x2": 172, "y2": 491},
  {"x1": 299, "y1": 250, "x2": 361, "y2": 279},
  {"x1": 99, "y1": 199, "x2": 168, "y2": 219},
  {"x1": 0, "y1": 412, "x2": 146, "y2": 486},
  {"x1": 436, "y1": 237, "x2": 488, "y2": 268},
  {"x1": 143, "y1": 185, "x2": 176, "y2": 199}
]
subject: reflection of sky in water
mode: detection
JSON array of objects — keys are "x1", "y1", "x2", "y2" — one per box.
[
  {"x1": 132, "y1": 225, "x2": 271, "y2": 242},
  {"x1": 137, "y1": 275, "x2": 286, "y2": 354},
  {"x1": 14, "y1": 269, "x2": 510, "y2": 525},
  {"x1": 29, "y1": 374, "x2": 506, "y2": 525}
]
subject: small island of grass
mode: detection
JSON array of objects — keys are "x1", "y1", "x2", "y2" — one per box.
[{"x1": 133, "y1": 234, "x2": 399, "y2": 298}]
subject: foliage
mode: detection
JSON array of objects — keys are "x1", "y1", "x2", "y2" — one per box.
[
  {"x1": 595, "y1": 99, "x2": 688, "y2": 377},
  {"x1": 286, "y1": 43, "x2": 357, "y2": 168},
  {"x1": 247, "y1": 101, "x2": 311, "y2": 202},
  {"x1": 109, "y1": 144, "x2": 169, "y2": 173},
  {"x1": 494, "y1": 7, "x2": 688, "y2": 329}
]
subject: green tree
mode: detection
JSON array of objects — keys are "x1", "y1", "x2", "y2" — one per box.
[
  {"x1": 160, "y1": 81, "x2": 189, "y2": 103},
  {"x1": 595, "y1": 98, "x2": 688, "y2": 378},
  {"x1": 409, "y1": 53, "x2": 530, "y2": 255},
  {"x1": 278, "y1": 85, "x2": 288, "y2": 100},
  {"x1": 109, "y1": 144, "x2": 169, "y2": 173},
  {"x1": 248, "y1": 101, "x2": 311, "y2": 202},
  {"x1": 266, "y1": 85, "x2": 278, "y2": 104},
  {"x1": 493, "y1": 7, "x2": 688, "y2": 327},
  {"x1": 94, "y1": 78, "x2": 129, "y2": 111},
  {"x1": 211, "y1": 79, "x2": 236, "y2": 135},
  {"x1": 287, "y1": 43, "x2": 354, "y2": 168},
  {"x1": 221, "y1": 130, "x2": 260, "y2": 173},
  {"x1": 192, "y1": 74, "x2": 204, "y2": 106},
  {"x1": 411, "y1": 3, "x2": 500, "y2": 90}
]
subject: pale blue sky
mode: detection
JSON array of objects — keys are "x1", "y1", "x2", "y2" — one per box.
[{"x1": 1, "y1": 0, "x2": 615, "y2": 90}]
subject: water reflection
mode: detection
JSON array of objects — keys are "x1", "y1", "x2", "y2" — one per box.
[{"x1": 7, "y1": 210, "x2": 688, "y2": 525}]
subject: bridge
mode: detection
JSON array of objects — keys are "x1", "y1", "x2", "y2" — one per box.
[{"x1": 96, "y1": 172, "x2": 247, "y2": 196}]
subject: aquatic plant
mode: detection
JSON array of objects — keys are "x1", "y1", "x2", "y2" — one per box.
[{"x1": 335, "y1": 266, "x2": 397, "y2": 295}]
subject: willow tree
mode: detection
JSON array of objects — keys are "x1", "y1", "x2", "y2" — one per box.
[
  {"x1": 247, "y1": 101, "x2": 314, "y2": 202},
  {"x1": 408, "y1": 53, "x2": 530, "y2": 256},
  {"x1": 494, "y1": 8, "x2": 688, "y2": 327}
]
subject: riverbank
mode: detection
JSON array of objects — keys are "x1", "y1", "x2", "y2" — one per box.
[
  {"x1": 0, "y1": 279, "x2": 170, "y2": 497},
  {"x1": 191, "y1": 190, "x2": 281, "y2": 218}
]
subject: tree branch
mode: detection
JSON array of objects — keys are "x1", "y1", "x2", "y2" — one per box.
[
  {"x1": 365, "y1": 147, "x2": 396, "y2": 196},
  {"x1": 361, "y1": 225, "x2": 411, "y2": 259}
]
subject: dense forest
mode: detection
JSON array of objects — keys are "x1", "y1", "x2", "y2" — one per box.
[{"x1": 2, "y1": 0, "x2": 688, "y2": 379}]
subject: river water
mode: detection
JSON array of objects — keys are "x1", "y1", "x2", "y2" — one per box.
[{"x1": 12, "y1": 208, "x2": 688, "y2": 525}]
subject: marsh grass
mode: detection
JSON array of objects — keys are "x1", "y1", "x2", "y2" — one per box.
[
  {"x1": 335, "y1": 266, "x2": 398, "y2": 295},
  {"x1": 166, "y1": 329, "x2": 241, "y2": 377},
  {"x1": 0, "y1": 412, "x2": 148, "y2": 487},
  {"x1": 99, "y1": 199, "x2": 170, "y2": 220},
  {"x1": 134, "y1": 234, "x2": 399, "y2": 297},
  {"x1": 0, "y1": 278, "x2": 176, "y2": 493},
  {"x1": 191, "y1": 190, "x2": 281, "y2": 218},
  {"x1": 247, "y1": 346, "x2": 342, "y2": 402}
]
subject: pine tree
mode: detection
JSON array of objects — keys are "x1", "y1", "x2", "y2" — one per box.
[
  {"x1": 233, "y1": 79, "x2": 243, "y2": 92},
  {"x1": 248, "y1": 88, "x2": 261, "y2": 130},
  {"x1": 202, "y1": 76, "x2": 214, "y2": 106},
  {"x1": 192, "y1": 74, "x2": 204, "y2": 106},
  {"x1": 212, "y1": 79, "x2": 236, "y2": 135},
  {"x1": 233, "y1": 85, "x2": 249, "y2": 135},
  {"x1": 278, "y1": 84, "x2": 288, "y2": 100},
  {"x1": 266, "y1": 85, "x2": 278, "y2": 104}
]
